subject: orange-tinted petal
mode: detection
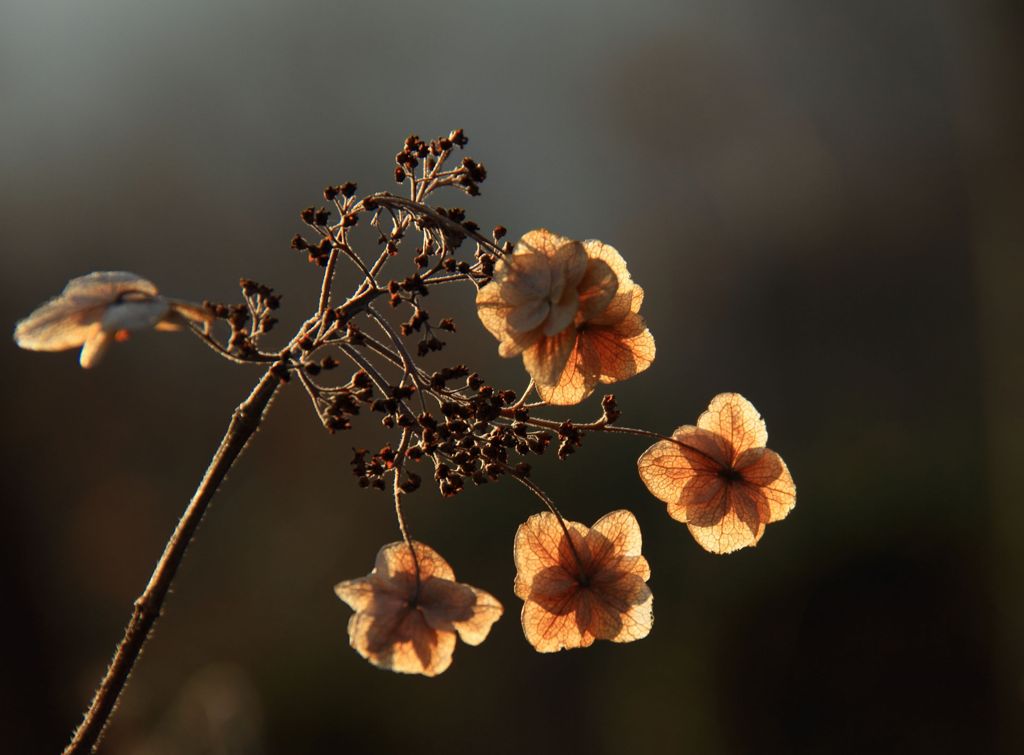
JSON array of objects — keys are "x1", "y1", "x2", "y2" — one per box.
[
  {"x1": 451, "y1": 586, "x2": 504, "y2": 646},
  {"x1": 376, "y1": 541, "x2": 455, "y2": 582},
  {"x1": 521, "y1": 587, "x2": 592, "y2": 652},
  {"x1": 579, "y1": 313, "x2": 656, "y2": 385},
  {"x1": 545, "y1": 237, "x2": 588, "y2": 301},
  {"x1": 686, "y1": 481, "x2": 768, "y2": 554},
  {"x1": 576, "y1": 257, "x2": 618, "y2": 323},
  {"x1": 517, "y1": 228, "x2": 575, "y2": 260},
  {"x1": 581, "y1": 240, "x2": 631, "y2": 292},
  {"x1": 418, "y1": 578, "x2": 503, "y2": 646},
  {"x1": 346, "y1": 604, "x2": 456, "y2": 676},
  {"x1": 589, "y1": 509, "x2": 648, "y2": 574},
  {"x1": 587, "y1": 570, "x2": 653, "y2": 644},
  {"x1": 532, "y1": 333, "x2": 599, "y2": 406},
  {"x1": 637, "y1": 429, "x2": 724, "y2": 519},
  {"x1": 736, "y1": 448, "x2": 796, "y2": 523},
  {"x1": 523, "y1": 329, "x2": 579, "y2": 393},
  {"x1": 582, "y1": 240, "x2": 642, "y2": 326},
  {"x1": 514, "y1": 510, "x2": 653, "y2": 652},
  {"x1": 639, "y1": 394, "x2": 797, "y2": 554},
  {"x1": 513, "y1": 512, "x2": 588, "y2": 597},
  {"x1": 696, "y1": 393, "x2": 769, "y2": 458},
  {"x1": 335, "y1": 541, "x2": 501, "y2": 676}
]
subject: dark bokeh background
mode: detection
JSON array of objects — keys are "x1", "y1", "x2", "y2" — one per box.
[{"x1": 3, "y1": 1, "x2": 1022, "y2": 753}]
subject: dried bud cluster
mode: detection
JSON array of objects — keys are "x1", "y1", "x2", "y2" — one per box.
[{"x1": 16, "y1": 129, "x2": 796, "y2": 696}]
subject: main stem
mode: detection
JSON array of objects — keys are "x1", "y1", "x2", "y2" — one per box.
[{"x1": 64, "y1": 367, "x2": 281, "y2": 754}]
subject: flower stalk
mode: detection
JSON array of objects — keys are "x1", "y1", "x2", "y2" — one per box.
[
  {"x1": 8, "y1": 129, "x2": 798, "y2": 750},
  {"x1": 64, "y1": 367, "x2": 281, "y2": 754}
]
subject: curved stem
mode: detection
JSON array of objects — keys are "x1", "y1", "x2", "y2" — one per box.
[
  {"x1": 391, "y1": 428, "x2": 421, "y2": 601},
  {"x1": 64, "y1": 367, "x2": 282, "y2": 754},
  {"x1": 364, "y1": 193, "x2": 505, "y2": 255},
  {"x1": 515, "y1": 415, "x2": 722, "y2": 467},
  {"x1": 507, "y1": 469, "x2": 588, "y2": 582},
  {"x1": 186, "y1": 323, "x2": 277, "y2": 365}
]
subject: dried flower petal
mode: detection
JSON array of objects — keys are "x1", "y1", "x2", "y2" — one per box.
[
  {"x1": 334, "y1": 541, "x2": 503, "y2": 676},
  {"x1": 477, "y1": 232, "x2": 654, "y2": 405},
  {"x1": 14, "y1": 271, "x2": 212, "y2": 368},
  {"x1": 514, "y1": 509, "x2": 652, "y2": 652},
  {"x1": 477, "y1": 229, "x2": 588, "y2": 356},
  {"x1": 637, "y1": 393, "x2": 796, "y2": 554}
]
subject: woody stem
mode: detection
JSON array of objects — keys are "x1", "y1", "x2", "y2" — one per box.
[
  {"x1": 65, "y1": 278, "x2": 386, "y2": 753},
  {"x1": 63, "y1": 367, "x2": 282, "y2": 754}
]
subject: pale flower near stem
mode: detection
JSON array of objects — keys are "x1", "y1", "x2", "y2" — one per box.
[
  {"x1": 514, "y1": 509, "x2": 653, "y2": 652},
  {"x1": 13, "y1": 132, "x2": 798, "y2": 753},
  {"x1": 14, "y1": 271, "x2": 211, "y2": 368},
  {"x1": 477, "y1": 229, "x2": 655, "y2": 405},
  {"x1": 638, "y1": 393, "x2": 796, "y2": 554},
  {"x1": 334, "y1": 541, "x2": 503, "y2": 676}
]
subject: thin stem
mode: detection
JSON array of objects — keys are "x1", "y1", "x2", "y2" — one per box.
[
  {"x1": 64, "y1": 368, "x2": 281, "y2": 754},
  {"x1": 325, "y1": 226, "x2": 376, "y2": 286},
  {"x1": 391, "y1": 428, "x2": 421, "y2": 601},
  {"x1": 186, "y1": 323, "x2": 277, "y2": 365},
  {"x1": 514, "y1": 414, "x2": 722, "y2": 466},
  {"x1": 364, "y1": 306, "x2": 430, "y2": 412},
  {"x1": 66, "y1": 285, "x2": 385, "y2": 753},
  {"x1": 365, "y1": 305, "x2": 426, "y2": 385},
  {"x1": 317, "y1": 247, "x2": 340, "y2": 316},
  {"x1": 510, "y1": 379, "x2": 535, "y2": 409},
  {"x1": 355, "y1": 332, "x2": 405, "y2": 370},
  {"x1": 596, "y1": 424, "x2": 722, "y2": 465},
  {"x1": 365, "y1": 193, "x2": 504, "y2": 255},
  {"x1": 507, "y1": 470, "x2": 588, "y2": 583}
]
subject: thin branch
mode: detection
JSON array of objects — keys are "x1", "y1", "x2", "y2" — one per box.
[
  {"x1": 65, "y1": 286, "x2": 387, "y2": 753},
  {"x1": 505, "y1": 468, "x2": 588, "y2": 582},
  {"x1": 391, "y1": 428, "x2": 421, "y2": 599},
  {"x1": 64, "y1": 368, "x2": 282, "y2": 754},
  {"x1": 365, "y1": 193, "x2": 504, "y2": 255},
  {"x1": 325, "y1": 226, "x2": 376, "y2": 286},
  {"x1": 186, "y1": 323, "x2": 277, "y2": 365},
  {"x1": 317, "y1": 247, "x2": 340, "y2": 316}
]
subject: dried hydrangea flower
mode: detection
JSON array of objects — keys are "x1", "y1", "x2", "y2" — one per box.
[
  {"x1": 477, "y1": 230, "x2": 654, "y2": 405},
  {"x1": 14, "y1": 271, "x2": 211, "y2": 368},
  {"x1": 637, "y1": 393, "x2": 796, "y2": 554},
  {"x1": 334, "y1": 541, "x2": 503, "y2": 676},
  {"x1": 513, "y1": 509, "x2": 653, "y2": 652}
]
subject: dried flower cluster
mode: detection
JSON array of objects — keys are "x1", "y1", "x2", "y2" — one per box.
[
  {"x1": 638, "y1": 393, "x2": 796, "y2": 554},
  {"x1": 14, "y1": 272, "x2": 211, "y2": 367},
  {"x1": 17, "y1": 131, "x2": 797, "y2": 754},
  {"x1": 334, "y1": 541, "x2": 502, "y2": 675},
  {"x1": 477, "y1": 229, "x2": 655, "y2": 405},
  {"x1": 514, "y1": 510, "x2": 652, "y2": 652}
]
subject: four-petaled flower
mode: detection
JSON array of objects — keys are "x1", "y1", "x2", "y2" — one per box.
[
  {"x1": 638, "y1": 393, "x2": 796, "y2": 554},
  {"x1": 514, "y1": 509, "x2": 653, "y2": 652},
  {"x1": 14, "y1": 271, "x2": 211, "y2": 368},
  {"x1": 334, "y1": 541, "x2": 503, "y2": 676},
  {"x1": 477, "y1": 229, "x2": 655, "y2": 405}
]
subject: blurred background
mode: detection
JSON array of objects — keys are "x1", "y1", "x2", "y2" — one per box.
[{"x1": 2, "y1": 0, "x2": 1022, "y2": 752}]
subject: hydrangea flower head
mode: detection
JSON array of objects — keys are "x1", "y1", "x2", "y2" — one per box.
[{"x1": 14, "y1": 271, "x2": 211, "y2": 368}]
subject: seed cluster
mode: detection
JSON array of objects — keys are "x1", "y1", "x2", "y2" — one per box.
[{"x1": 194, "y1": 130, "x2": 623, "y2": 502}]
